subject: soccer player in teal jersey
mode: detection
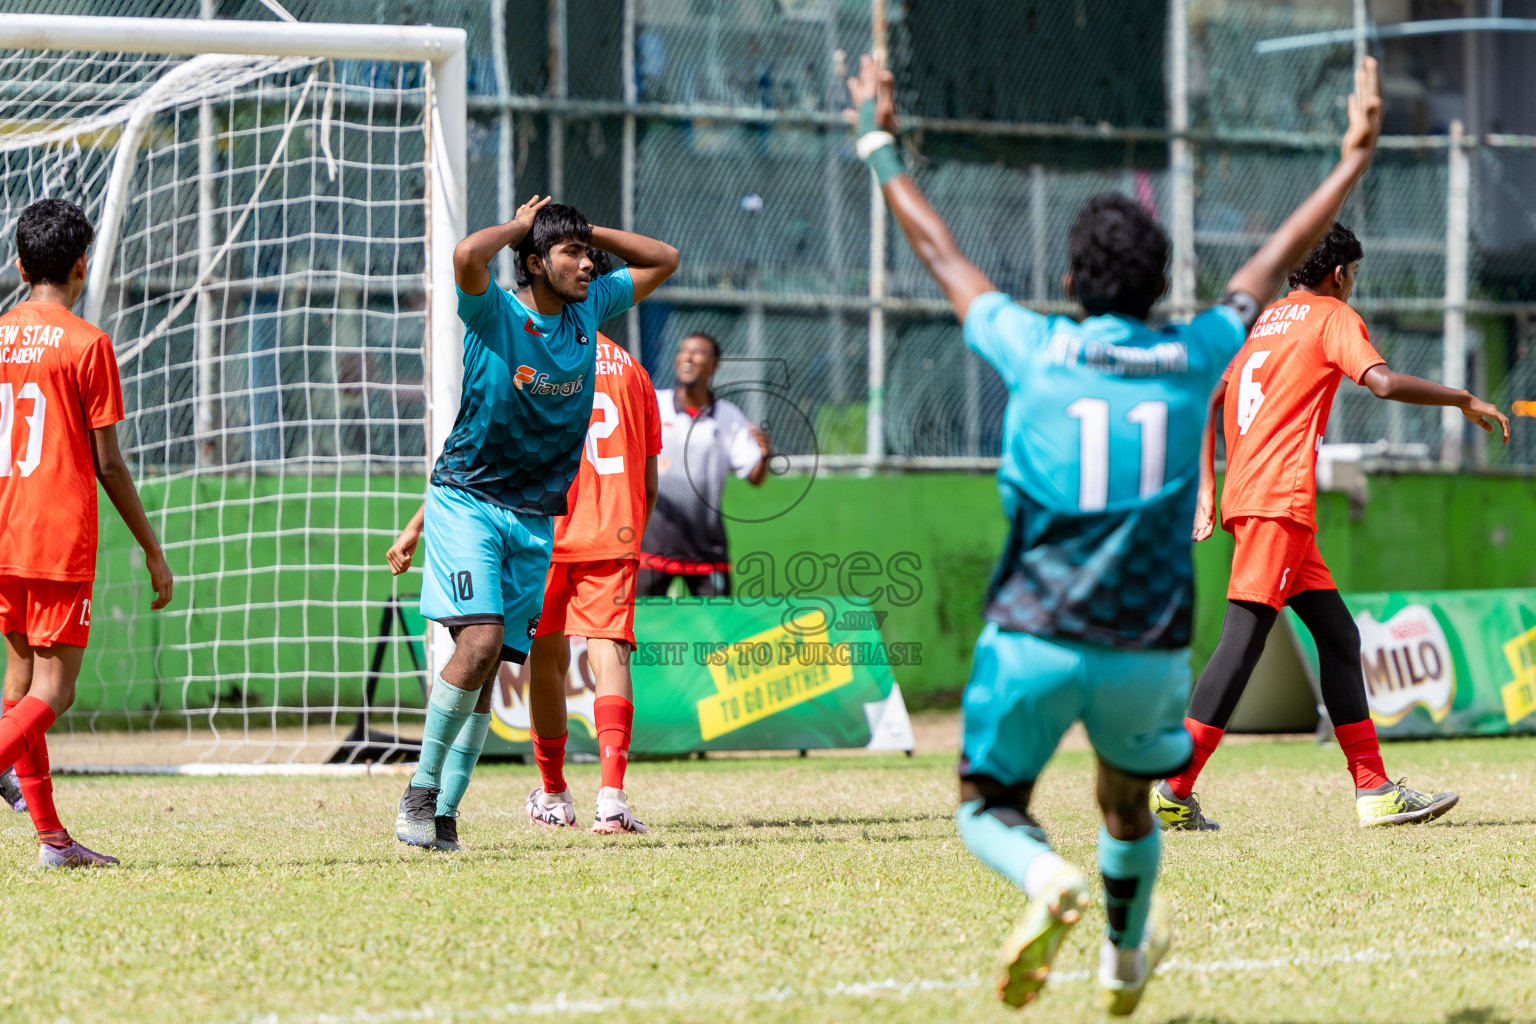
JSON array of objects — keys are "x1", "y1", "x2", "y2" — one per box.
[
  {"x1": 846, "y1": 56, "x2": 1385, "y2": 1012},
  {"x1": 394, "y1": 195, "x2": 677, "y2": 851}
]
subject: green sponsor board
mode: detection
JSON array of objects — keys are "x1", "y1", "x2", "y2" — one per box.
[
  {"x1": 483, "y1": 597, "x2": 915, "y2": 756},
  {"x1": 1285, "y1": 588, "x2": 1536, "y2": 738}
]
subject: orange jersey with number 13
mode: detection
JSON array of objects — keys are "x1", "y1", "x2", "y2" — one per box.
[
  {"x1": 551, "y1": 334, "x2": 662, "y2": 562},
  {"x1": 0, "y1": 301, "x2": 125, "y2": 581},
  {"x1": 1219, "y1": 291, "x2": 1384, "y2": 531}
]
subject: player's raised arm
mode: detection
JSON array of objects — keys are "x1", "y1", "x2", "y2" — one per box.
[
  {"x1": 844, "y1": 55, "x2": 995, "y2": 322},
  {"x1": 90, "y1": 425, "x2": 173, "y2": 610},
  {"x1": 1222, "y1": 58, "x2": 1383, "y2": 314},
  {"x1": 452, "y1": 194, "x2": 553, "y2": 296},
  {"x1": 589, "y1": 225, "x2": 679, "y2": 303}
]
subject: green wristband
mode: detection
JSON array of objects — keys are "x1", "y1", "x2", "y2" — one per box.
[
  {"x1": 858, "y1": 98, "x2": 880, "y2": 136},
  {"x1": 855, "y1": 98, "x2": 905, "y2": 185},
  {"x1": 865, "y1": 144, "x2": 905, "y2": 186}
]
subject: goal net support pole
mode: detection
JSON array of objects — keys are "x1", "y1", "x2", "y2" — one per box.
[{"x1": 0, "y1": 15, "x2": 465, "y2": 770}]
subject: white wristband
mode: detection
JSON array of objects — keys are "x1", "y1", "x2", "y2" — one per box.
[{"x1": 855, "y1": 130, "x2": 897, "y2": 161}]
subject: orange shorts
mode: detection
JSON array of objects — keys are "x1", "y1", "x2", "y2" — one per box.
[
  {"x1": 536, "y1": 559, "x2": 638, "y2": 646},
  {"x1": 1225, "y1": 517, "x2": 1335, "y2": 609},
  {"x1": 0, "y1": 576, "x2": 93, "y2": 648}
]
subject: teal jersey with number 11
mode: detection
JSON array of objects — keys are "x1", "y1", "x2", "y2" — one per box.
[{"x1": 963, "y1": 292, "x2": 1247, "y2": 650}]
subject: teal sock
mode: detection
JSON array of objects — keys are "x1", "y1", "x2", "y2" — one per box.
[
  {"x1": 956, "y1": 798, "x2": 1068, "y2": 898},
  {"x1": 411, "y1": 679, "x2": 478, "y2": 791},
  {"x1": 436, "y1": 711, "x2": 491, "y2": 818},
  {"x1": 1098, "y1": 827, "x2": 1162, "y2": 949}
]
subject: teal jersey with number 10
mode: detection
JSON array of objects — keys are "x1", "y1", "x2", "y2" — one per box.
[{"x1": 963, "y1": 291, "x2": 1247, "y2": 650}]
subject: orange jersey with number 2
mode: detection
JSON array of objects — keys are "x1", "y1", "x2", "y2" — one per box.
[
  {"x1": 1219, "y1": 291, "x2": 1384, "y2": 531},
  {"x1": 0, "y1": 300, "x2": 124, "y2": 582},
  {"x1": 551, "y1": 334, "x2": 662, "y2": 562}
]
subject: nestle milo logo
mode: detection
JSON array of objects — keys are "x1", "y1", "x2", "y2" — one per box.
[{"x1": 1357, "y1": 604, "x2": 1455, "y2": 725}]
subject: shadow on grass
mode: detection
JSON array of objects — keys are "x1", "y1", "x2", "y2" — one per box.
[
  {"x1": 1163, "y1": 1010, "x2": 1515, "y2": 1024},
  {"x1": 678, "y1": 811, "x2": 953, "y2": 831},
  {"x1": 1435, "y1": 818, "x2": 1536, "y2": 829},
  {"x1": 61, "y1": 820, "x2": 944, "y2": 872}
]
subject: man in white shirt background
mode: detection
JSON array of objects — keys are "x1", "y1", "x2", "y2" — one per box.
[{"x1": 638, "y1": 333, "x2": 772, "y2": 597}]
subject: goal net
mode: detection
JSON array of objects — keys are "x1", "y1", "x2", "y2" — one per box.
[{"x1": 0, "y1": 17, "x2": 465, "y2": 771}]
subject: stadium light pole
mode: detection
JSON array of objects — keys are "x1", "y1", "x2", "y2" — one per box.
[
  {"x1": 623, "y1": 0, "x2": 641, "y2": 358},
  {"x1": 195, "y1": 0, "x2": 219, "y2": 467},
  {"x1": 494, "y1": 0, "x2": 516, "y2": 284},
  {"x1": 866, "y1": 0, "x2": 888, "y2": 469},
  {"x1": 547, "y1": 0, "x2": 567, "y2": 200},
  {"x1": 1442, "y1": 119, "x2": 1471, "y2": 468},
  {"x1": 1166, "y1": 0, "x2": 1196, "y2": 319}
]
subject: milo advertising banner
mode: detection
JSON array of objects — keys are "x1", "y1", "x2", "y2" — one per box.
[
  {"x1": 482, "y1": 597, "x2": 916, "y2": 756},
  {"x1": 1285, "y1": 588, "x2": 1536, "y2": 738}
]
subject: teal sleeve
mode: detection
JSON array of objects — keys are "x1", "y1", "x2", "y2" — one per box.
[
  {"x1": 962, "y1": 291, "x2": 1051, "y2": 390},
  {"x1": 589, "y1": 268, "x2": 636, "y2": 325},
  {"x1": 456, "y1": 279, "x2": 505, "y2": 327},
  {"x1": 1185, "y1": 302, "x2": 1247, "y2": 366}
]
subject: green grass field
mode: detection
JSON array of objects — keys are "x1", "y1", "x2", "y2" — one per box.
[{"x1": 3, "y1": 735, "x2": 1535, "y2": 1024}]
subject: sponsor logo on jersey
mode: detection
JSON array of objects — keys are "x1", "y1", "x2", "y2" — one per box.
[{"x1": 513, "y1": 364, "x2": 586, "y2": 397}]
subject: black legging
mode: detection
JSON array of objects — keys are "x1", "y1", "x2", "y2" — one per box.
[
  {"x1": 1187, "y1": 589, "x2": 1369, "y2": 730},
  {"x1": 637, "y1": 567, "x2": 732, "y2": 598}
]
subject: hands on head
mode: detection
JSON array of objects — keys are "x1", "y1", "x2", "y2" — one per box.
[{"x1": 509, "y1": 194, "x2": 553, "y2": 243}]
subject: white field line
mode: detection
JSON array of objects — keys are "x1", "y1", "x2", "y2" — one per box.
[{"x1": 242, "y1": 936, "x2": 1536, "y2": 1023}]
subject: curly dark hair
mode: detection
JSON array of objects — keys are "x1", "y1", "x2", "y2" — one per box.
[
  {"x1": 16, "y1": 198, "x2": 94, "y2": 286},
  {"x1": 1067, "y1": 193, "x2": 1168, "y2": 320},
  {"x1": 513, "y1": 202, "x2": 592, "y2": 287},
  {"x1": 1289, "y1": 222, "x2": 1363, "y2": 289}
]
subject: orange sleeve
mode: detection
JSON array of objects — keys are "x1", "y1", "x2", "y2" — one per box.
[
  {"x1": 78, "y1": 331, "x2": 125, "y2": 429},
  {"x1": 1219, "y1": 352, "x2": 1239, "y2": 383},
  {"x1": 1321, "y1": 308, "x2": 1385, "y2": 384}
]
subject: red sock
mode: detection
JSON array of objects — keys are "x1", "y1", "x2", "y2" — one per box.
[
  {"x1": 16, "y1": 733, "x2": 65, "y2": 846},
  {"x1": 594, "y1": 695, "x2": 633, "y2": 791},
  {"x1": 531, "y1": 731, "x2": 567, "y2": 795},
  {"x1": 3, "y1": 697, "x2": 66, "y2": 845},
  {"x1": 1167, "y1": 718, "x2": 1225, "y2": 800},
  {"x1": 1333, "y1": 719, "x2": 1389, "y2": 790},
  {"x1": 1, "y1": 697, "x2": 15, "y2": 778},
  {"x1": 0, "y1": 696, "x2": 54, "y2": 773}
]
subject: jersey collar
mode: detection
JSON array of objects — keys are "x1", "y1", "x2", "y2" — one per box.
[{"x1": 510, "y1": 293, "x2": 564, "y2": 336}]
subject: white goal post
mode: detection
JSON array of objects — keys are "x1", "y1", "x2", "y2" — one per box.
[{"x1": 0, "y1": 15, "x2": 465, "y2": 771}]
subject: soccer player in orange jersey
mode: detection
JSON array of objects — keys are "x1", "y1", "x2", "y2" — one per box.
[
  {"x1": 0, "y1": 199, "x2": 174, "y2": 867},
  {"x1": 524, "y1": 327, "x2": 661, "y2": 833},
  {"x1": 1153, "y1": 222, "x2": 1510, "y2": 831}
]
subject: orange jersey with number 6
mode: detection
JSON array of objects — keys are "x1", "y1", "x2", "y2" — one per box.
[
  {"x1": 551, "y1": 334, "x2": 662, "y2": 562},
  {"x1": 1219, "y1": 291, "x2": 1384, "y2": 531},
  {"x1": 0, "y1": 300, "x2": 124, "y2": 581}
]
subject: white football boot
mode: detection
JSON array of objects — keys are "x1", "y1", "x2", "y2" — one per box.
[
  {"x1": 591, "y1": 787, "x2": 650, "y2": 834},
  {"x1": 525, "y1": 786, "x2": 577, "y2": 828}
]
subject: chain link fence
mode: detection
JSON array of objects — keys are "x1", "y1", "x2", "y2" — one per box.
[{"x1": 6, "y1": 0, "x2": 1535, "y2": 469}]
